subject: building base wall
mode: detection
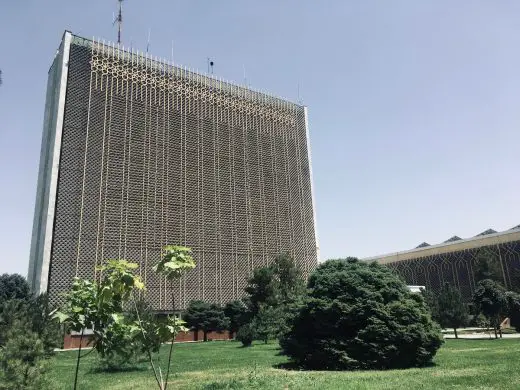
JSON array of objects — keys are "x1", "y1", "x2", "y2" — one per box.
[{"x1": 62, "y1": 330, "x2": 234, "y2": 350}]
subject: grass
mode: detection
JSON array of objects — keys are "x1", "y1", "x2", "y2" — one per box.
[{"x1": 46, "y1": 339, "x2": 520, "y2": 389}]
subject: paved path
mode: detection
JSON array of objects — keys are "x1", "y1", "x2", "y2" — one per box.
[{"x1": 444, "y1": 333, "x2": 520, "y2": 339}]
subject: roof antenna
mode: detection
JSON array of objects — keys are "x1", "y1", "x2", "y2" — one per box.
[
  {"x1": 207, "y1": 58, "x2": 214, "y2": 74},
  {"x1": 146, "y1": 28, "x2": 151, "y2": 54},
  {"x1": 243, "y1": 64, "x2": 247, "y2": 87},
  {"x1": 113, "y1": 0, "x2": 124, "y2": 44}
]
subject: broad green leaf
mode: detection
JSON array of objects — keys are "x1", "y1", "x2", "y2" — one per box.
[{"x1": 53, "y1": 311, "x2": 69, "y2": 323}]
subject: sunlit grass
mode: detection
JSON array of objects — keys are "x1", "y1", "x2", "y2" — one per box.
[{"x1": 46, "y1": 338, "x2": 520, "y2": 389}]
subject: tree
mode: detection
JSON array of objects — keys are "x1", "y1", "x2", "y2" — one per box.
[
  {"x1": 236, "y1": 323, "x2": 255, "y2": 347},
  {"x1": 183, "y1": 301, "x2": 229, "y2": 342},
  {"x1": 472, "y1": 279, "x2": 508, "y2": 339},
  {"x1": 505, "y1": 291, "x2": 520, "y2": 332},
  {"x1": 0, "y1": 299, "x2": 28, "y2": 346},
  {"x1": 0, "y1": 274, "x2": 30, "y2": 302},
  {"x1": 224, "y1": 300, "x2": 250, "y2": 338},
  {"x1": 271, "y1": 253, "x2": 305, "y2": 303},
  {"x1": 509, "y1": 268, "x2": 520, "y2": 294},
  {"x1": 242, "y1": 254, "x2": 307, "y2": 344},
  {"x1": 55, "y1": 253, "x2": 193, "y2": 390},
  {"x1": 279, "y1": 258, "x2": 443, "y2": 370},
  {"x1": 420, "y1": 287, "x2": 440, "y2": 323},
  {"x1": 474, "y1": 252, "x2": 503, "y2": 285},
  {"x1": 152, "y1": 245, "x2": 195, "y2": 390},
  {"x1": 437, "y1": 283, "x2": 469, "y2": 338},
  {"x1": 0, "y1": 321, "x2": 46, "y2": 390},
  {"x1": 55, "y1": 260, "x2": 145, "y2": 389},
  {"x1": 27, "y1": 293, "x2": 62, "y2": 355},
  {"x1": 244, "y1": 267, "x2": 278, "y2": 316},
  {"x1": 252, "y1": 305, "x2": 284, "y2": 344},
  {"x1": 244, "y1": 254, "x2": 306, "y2": 316}
]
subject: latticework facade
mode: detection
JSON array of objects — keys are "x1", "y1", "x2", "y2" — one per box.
[
  {"x1": 365, "y1": 228, "x2": 520, "y2": 300},
  {"x1": 29, "y1": 32, "x2": 319, "y2": 310}
]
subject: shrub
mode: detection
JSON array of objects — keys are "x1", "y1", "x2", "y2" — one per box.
[
  {"x1": 0, "y1": 321, "x2": 47, "y2": 389},
  {"x1": 97, "y1": 318, "x2": 142, "y2": 371},
  {"x1": 236, "y1": 323, "x2": 255, "y2": 347},
  {"x1": 279, "y1": 258, "x2": 443, "y2": 370}
]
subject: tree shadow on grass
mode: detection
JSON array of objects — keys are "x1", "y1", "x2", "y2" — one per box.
[
  {"x1": 273, "y1": 360, "x2": 437, "y2": 372},
  {"x1": 89, "y1": 364, "x2": 149, "y2": 374}
]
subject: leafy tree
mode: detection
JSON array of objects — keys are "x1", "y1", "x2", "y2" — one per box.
[
  {"x1": 280, "y1": 258, "x2": 443, "y2": 370},
  {"x1": 437, "y1": 283, "x2": 469, "y2": 338},
  {"x1": 509, "y1": 268, "x2": 520, "y2": 294},
  {"x1": 236, "y1": 323, "x2": 255, "y2": 347},
  {"x1": 505, "y1": 291, "x2": 520, "y2": 332},
  {"x1": 0, "y1": 294, "x2": 60, "y2": 353},
  {"x1": 152, "y1": 245, "x2": 195, "y2": 390},
  {"x1": 474, "y1": 253, "x2": 503, "y2": 285},
  {"x1": 473, "y1": 279, "x2": 508, "y2": 339},
  {"x1": 127, "y1": 296, "x2": 163, "y2": 353},
  {"x1": 244, "y1": 267, "x2": 278, "y2": 316},
  {"x1": 271, "y1": 253, "x2": 305, "y2": 303},
  {"x1": 54, "y1": 253, "x2": 194, "y2": 390},
  {"x1": 96, "y1": 316, "x2": 141, "y2": 371},
  {"x1": 243, "y1": 254, "x2": 306, "y2": 344},
  {"x1": 252, "y1": 305, "x2": 284, "y2": 344},
  {"x1": 0, "y1": 299, "x2": 28, "y2": 346},
  {"x1": 224, "y1": 300, "x2": 250, "y2": 337},
  {"x1": 420, "y1": 287, "x2": 440, "y2": 323},
  {"x1": 0, "y1": 320, "x2": 47, "y2": 390},
  {"x1": 0, "y1": 274, "x2": 30, "y2": 302},
  {"x1": 244, "y1": 254, "x2": 306, "y2": 316},
  {"x1": 183, "y1": 300, "x2": 229, "y2": 342},
  {"x1": 55, "y1": 260, "x2": 145, "y2": 389},
  {"x1": 29, "y1": 293, "x2": 63, "y2": 354}
]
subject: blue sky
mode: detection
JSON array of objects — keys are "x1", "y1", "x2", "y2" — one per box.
[{"x1": 1, "y1": 1, "x2": 519, "y2": 275}]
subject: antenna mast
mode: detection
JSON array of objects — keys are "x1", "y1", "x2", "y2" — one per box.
[{"x1": 114, "y1": 0, "x2": 124, "y2": 44}]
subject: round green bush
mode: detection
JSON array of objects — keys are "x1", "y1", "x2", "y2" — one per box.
[
  {"x1": 279, "y1": 258, "x2": 443, "y2": 370},
  {"x1": 236, "y1": 323, "x2": 255, "y2": 347}
]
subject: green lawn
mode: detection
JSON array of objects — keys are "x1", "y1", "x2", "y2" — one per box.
[{"x1": 47, "y1": 339, "x2": 520, "y2": 389}]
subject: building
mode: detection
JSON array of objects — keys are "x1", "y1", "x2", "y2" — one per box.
[
  {"x1": 28, "y1": 31, "x2": 319, "y2": 310},
  {"x1": 364, "y1": 225, "x2": 520, "y2": 300}
]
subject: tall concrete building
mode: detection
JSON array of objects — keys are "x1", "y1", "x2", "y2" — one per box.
[{"x1": 28, "y1": 32, "x2": 319, "y2": 310}]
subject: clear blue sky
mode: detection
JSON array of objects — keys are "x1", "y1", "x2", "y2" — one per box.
[{"x1": 1, "y1": 1, "x2": 519, "y2": 276}]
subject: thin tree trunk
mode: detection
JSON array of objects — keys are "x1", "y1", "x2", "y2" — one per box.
[
  {"x1": 454, "y1": 328, "x2": 458, "y2": 339},
  {"x1": 132, "y1": 294, "x2": 163, "y2": 390},
  {"x1": 494, "y1": 326, "x2": 498, "y2": 339},
  {"x1": 204, "y1": 331, "x2": 208, "y2": 342},
  {"x1": 164, "y1": 281, "x2": 176, "y2": 390},
  {"x1": 73, "y1": 328, "x2": 84, "y2": 390}
]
